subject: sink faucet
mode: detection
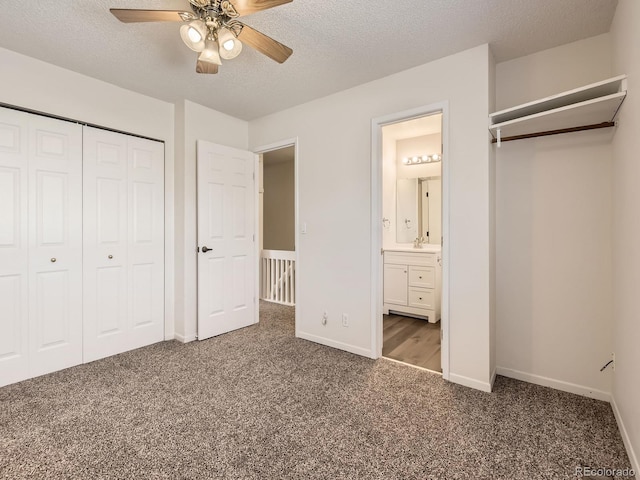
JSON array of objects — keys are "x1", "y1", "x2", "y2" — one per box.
[{"x1": 413, "y1": 236, "x2": 424, "y2": 248}]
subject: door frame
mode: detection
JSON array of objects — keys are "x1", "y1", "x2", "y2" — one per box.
[
  {"x1": 370, "y1": 102, "x2": 450, "y2": 380},
  {"x1": 252, "y1": 138, "x2": 299, "y2": 334}
]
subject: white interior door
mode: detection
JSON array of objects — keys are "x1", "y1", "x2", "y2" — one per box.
[
  {"x1": 83, "y1": 127, "x2": 129, "y2": 362},
  {"x1": 28, "y1": 114, "x2": 83, "y2": 377},
  {"x1": 0, "y1": 108, "x2": 30, "y2": 386},
  {"x1": 197, "y1": 140, "x2": 256, "y2": 340}
]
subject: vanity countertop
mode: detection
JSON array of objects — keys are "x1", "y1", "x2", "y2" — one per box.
[{"x1": 384, "y1": 245, "x2": 442, "y2": 253}]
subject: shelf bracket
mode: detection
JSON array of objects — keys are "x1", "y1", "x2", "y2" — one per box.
[{"x1": 497, "y1": 128, "x2": 501, "y2": 148}]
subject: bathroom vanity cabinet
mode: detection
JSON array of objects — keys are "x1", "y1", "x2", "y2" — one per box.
[{"x1": 383, "y1": 249, "x2": 441, "y2": 323}]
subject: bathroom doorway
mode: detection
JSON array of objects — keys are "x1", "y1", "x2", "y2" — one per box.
[{"x1": 371, "y1": 104, "x2": 449, "y2": 377}]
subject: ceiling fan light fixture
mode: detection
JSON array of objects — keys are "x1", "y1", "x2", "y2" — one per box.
[
  {"x1": 199, "y1": 37, "x2": 222, "y2": 65},
  {"x1": 180, "y1": 20, "x2": 207, "y2": 52},
  {"x1": 217, "y1": 27, "x2": 243, "y2": 59}
]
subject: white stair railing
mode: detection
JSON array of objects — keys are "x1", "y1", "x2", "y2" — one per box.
[{"x1": 260, "y1": 250, "x2": 296, "y2": 306}]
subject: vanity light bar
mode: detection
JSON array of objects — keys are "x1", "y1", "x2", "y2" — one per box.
[{"x1": 402, "y1": 154, "x2": 441, "y2": 165}]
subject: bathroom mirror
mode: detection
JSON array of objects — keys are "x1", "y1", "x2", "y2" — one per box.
[{"x1": 396, "y1": 176, "x2": 441, "y2": 245}]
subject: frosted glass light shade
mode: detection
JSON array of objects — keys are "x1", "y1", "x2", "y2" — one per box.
[
  {"x1": 180, "y1": 20, "x2": 207, "y2": 52},
  {"x1": 217, "y1": 28, "x2": 243, "y2": 59},
  {"x1": 198, "y1": 38, "x2": 222, "y2": 65}
]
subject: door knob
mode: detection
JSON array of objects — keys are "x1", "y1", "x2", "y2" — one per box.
[
  {"x1": 50, "y1": 258, "x2": 57, "y2": 263},
  {"x1": 201, "y1": 246, "x2": 212, "y2": 253},
  {"x1": 108, "y1": 255, "x2": 113, "y2": 259}
]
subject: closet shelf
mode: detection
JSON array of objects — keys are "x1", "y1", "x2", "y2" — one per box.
[{"x1": 489, "y1": 75, "x2": 627, "y2": 144}]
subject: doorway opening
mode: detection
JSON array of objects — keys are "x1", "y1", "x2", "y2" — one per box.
[
  {"x1": 371, "y1": 104, "x2": 449, "y2": 378},
  {"x1": 256, "y1": 141, "x2": 298, "y2": 333}
]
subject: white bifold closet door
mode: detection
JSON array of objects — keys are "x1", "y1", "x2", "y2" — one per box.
[
  {"x1": 0, "y1": 108, "x2": 83, "y2": 385},
  {"x1": 83, "y1": 127, "x2": 164, "y2": 363}
]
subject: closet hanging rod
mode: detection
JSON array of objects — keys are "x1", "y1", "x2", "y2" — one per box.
[{"x1": 490, "y1": 121, "x2": 615, "y2": 144}]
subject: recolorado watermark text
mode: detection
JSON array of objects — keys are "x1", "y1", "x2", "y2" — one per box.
[{"x1": 575, "y1": 466, "x2": 635, "y2": 477}]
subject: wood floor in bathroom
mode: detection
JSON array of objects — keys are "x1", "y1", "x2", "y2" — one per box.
[{"x1": 382, "y1": 314, "x2": 441, "y2": 372}]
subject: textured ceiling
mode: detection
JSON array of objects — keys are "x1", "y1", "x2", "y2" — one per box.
[{"x1": 0, "y1": 0, "x2": 617, "y2": 120}]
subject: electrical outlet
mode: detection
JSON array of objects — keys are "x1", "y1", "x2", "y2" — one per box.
[
  {"x1": 322, "y1": 312, "x2": 328, "y2": 326},
  {"x1": 342, "y1": 313, "x2": 349, "y2": 327},
  {"x1": 612, "y1": 352, "x2": 616, "y2": 371}
]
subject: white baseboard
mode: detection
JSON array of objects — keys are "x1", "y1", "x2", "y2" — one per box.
[
  {"x1": 496, "y1": 367, "x2": 611, "y2": 402},
  {"x1": 490, "y1": 368, "x2": 497, "y2": 391},
  {"x1": 174, "y1": 332, "x2": 197, "y2": 343},
  {"x1": 448, "y1": 373, "x2": 493, "y2": 393},
  {"x1": 297, "y1": 331, "x2": 373, "y2": 358},
  {"x1": 610, "y1": 394, "x2": 639, "y2": 475}
]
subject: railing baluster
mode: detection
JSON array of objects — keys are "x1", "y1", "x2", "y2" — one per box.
[
  {"x1": 259, "y1": 250, "x2": 296, "y2": 306},
  {"x1": 284, "y1": 260, "x2": 289, "y2": 304}
]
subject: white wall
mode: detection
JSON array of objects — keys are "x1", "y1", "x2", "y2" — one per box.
[
  {"x1": 249, "y1": 44, "x2": 494, "y2": 390},
  {"x1": 174, "y1": 100, "x2": 249, "y2": 342},
  {"x1": 610, "y1": 0, "x2": 640, "y2": 472},
  {"x1": 0, "y1": 46, "x2": 177, "y2": 340},
  {"x1": 489, "y1": 48, "x2": 497, "y2": 385},
  {"x1": 495, "y1": 34, "x2": 614, "y2": 399},
  {"x1": 263, "y1": 159, "x2": 295, "y2": 251}
]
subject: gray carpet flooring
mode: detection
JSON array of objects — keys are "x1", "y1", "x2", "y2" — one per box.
[{"x1": 0, "y1": 301, "x2": 634, "y2": 479}]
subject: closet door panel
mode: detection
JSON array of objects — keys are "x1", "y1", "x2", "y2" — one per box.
[
  {"x1": 83, "y1": 127, "x2": 129, "y2": 362},
  {"x1": 128, "y1": 138, "x2": 164, "y2": 347},
  {"x1": 28, "y1": 115, "x2": 83, "y2": 377},
  {"x1": 0, "y1": 108, "x2": 29, "y2": 387}
]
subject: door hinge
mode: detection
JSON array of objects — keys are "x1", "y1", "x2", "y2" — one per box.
[
  {"x1": 426, "y1": 192, "x2": 429, "y2": 197},
  {"x1": 381, "y1": 248, "x2": 384, "y2": 255}
]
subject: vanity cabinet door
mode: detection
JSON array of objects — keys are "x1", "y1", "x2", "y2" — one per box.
[{"x1": 383, "y1": 263, "x2": 408, "y2": 306}]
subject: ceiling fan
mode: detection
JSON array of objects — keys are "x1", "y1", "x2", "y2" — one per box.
[{"x1": 110, "y1": 0, "x2": 293, "y2": 74}]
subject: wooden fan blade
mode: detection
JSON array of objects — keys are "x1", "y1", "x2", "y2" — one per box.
[
  {"x1": 110, "y1": 9, "x2": 195, "y2": 23},
  {"x1": 196, "y1": 60, "x2": 219, "y2": 74},
  {"x1": 231, "y1": 0, "x2": 292, "y2": 16},
  {"x1": 237, "y1": 24, "x2": 292, "y2": 63}
]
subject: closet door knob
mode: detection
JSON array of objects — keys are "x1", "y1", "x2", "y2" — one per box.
[
  {"x1": 419, "y1": 276, "x2": 423, "y2": 279},
  {"x1": 201, "y1": 246, "x2": 212, "y2": 253},
  {"x1": 50, "y1": 258, "x2": 56, "y2": 263},
  {"x1": 108, "y1": 255, "x2": 113, "y2": 259}
]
